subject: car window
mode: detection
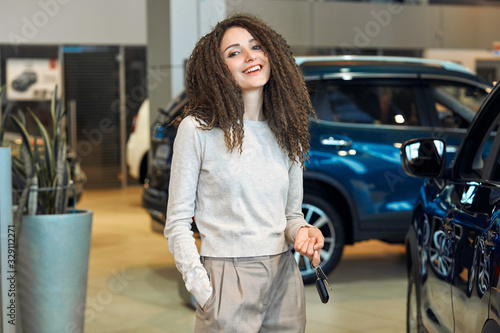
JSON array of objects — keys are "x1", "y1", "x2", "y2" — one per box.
[
  {"x1": 458, "y1": 116, "x2": 499, "y2": 179},
  {"x1": 490, "y1": 145, "x2": 500, "y2": 182},
  {"x1": 484, "y1": 119, "x2": 500, "y2": 182},
  {"x1": 429, "y1": 82, "x2": 489, "y2": 129},
  {"x1": 309, "y1": 80, "x2": 421, "y2": 126}
]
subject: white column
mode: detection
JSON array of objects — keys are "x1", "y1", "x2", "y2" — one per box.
[
  {"x1": 147, "y1": 0, "x2": 226, "y2": 122},
  {"x1": 170, "y1": 0, "x2": 226, "y2": 98}
]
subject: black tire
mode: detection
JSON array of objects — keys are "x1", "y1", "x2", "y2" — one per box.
[
  {"x1": 292, "y1": 194, "x2": 345, "y2": 284},
  {"x1": 407, "y1": 266, "x2": 423, "y2": 332}
]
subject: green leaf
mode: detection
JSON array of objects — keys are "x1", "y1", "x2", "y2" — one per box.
[
  {"x1": 9, "y1": 114, "x2": 34, "y2": 162},
  {"x1": 28, "y1": 108, "x2": 54, "y2": 180},
  {"x1": 0, "y1": 103, "x2": 13, "y2": 146}
]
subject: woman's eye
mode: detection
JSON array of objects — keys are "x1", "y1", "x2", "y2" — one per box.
[
  {"x1": 228, "y1": 51, "x2": 239, "y2": 57},
  {"x1": 252, "y1": 45, "x2": 261, "y2": 50}
]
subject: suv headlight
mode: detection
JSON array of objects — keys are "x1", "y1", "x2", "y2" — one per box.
[{"x1": 152, "y1": 122, "x2": 167, "y2": 141}]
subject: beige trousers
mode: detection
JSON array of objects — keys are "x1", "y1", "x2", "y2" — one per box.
[{"x1": 195, "y1": 250, "x2": 306, "y2": 333}]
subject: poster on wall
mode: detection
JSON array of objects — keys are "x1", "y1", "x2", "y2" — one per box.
[{"x1": 6, "y1": 58, "x2": 62, "y2": 101}]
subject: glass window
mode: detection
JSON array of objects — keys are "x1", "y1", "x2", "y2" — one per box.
[
  {"x1": 459, "y1": 117, "x2": 498, "y2": 179},
  {"x1": 487, "y1": 121, "x2": 500, "y2": 182},
  {"x1": 310, "y1": 80, "x2": 421, "y2": 126},
  {"x1": 491, "y1": 149, "x2": 500, "y2": 181},
  {"x1": 430, "y1": 83, "x2": 489, "y2": 129}
]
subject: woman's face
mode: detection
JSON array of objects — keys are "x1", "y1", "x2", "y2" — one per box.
[{"x1": 220, "y1": 27, "x2": 270, "y2": 93}]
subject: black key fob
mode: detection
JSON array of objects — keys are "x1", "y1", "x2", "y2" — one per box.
[
  {"x1": 316, "y1": 278, "x2": 329, "y2": 304},
  {"x1": 312, "y1": 263, "x2": 331, "y2": 304}
]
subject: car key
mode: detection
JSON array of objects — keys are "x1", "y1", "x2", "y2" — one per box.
[{"x1": 312, "y1": 263, "x2": 331, "y2": 304}]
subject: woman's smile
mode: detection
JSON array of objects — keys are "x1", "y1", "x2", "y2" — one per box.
[{"x1": 243, "y1": 65, "x2": 263, "y2": 74}]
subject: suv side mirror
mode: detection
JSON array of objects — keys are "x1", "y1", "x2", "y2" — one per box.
[{"x1": 400, "y1": 138, "x2": 446, "y2": 178}]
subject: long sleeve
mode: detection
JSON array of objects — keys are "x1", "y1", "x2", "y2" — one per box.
[
  {"x1": 284, "y1": 161, "x2": 310, "y2": 244},
  {"x1": 164, "y1": 117, "x2": 212, "y2": 308}
]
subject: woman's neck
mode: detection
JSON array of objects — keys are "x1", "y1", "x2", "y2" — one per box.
[{"x1": 242, "y1": 89, "x2": 265, "y2": 121}]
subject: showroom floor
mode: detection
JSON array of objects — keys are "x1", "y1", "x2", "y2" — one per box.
[{"x1": 80, "y1": 186, "x2": 407, "y2": 333}]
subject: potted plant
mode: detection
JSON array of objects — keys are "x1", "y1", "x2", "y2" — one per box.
[{"x1": 0, "y1": 87, "x2": 93, "y2": 333}]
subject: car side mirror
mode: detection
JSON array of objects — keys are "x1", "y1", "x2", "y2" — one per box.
[{"x1": 400, "y1": 138, "x2": 446, "y2": 178}]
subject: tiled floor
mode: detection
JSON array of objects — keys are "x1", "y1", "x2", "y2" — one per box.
[{"x1": 80, "y1": 186, "x2": 407, "y2": 333}]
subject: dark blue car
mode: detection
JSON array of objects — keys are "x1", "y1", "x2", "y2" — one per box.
[
  {"x1": 401, "y1": 81, "x2": 500, "y2": 332},
  {"x1": 143, "y1": 56, "x2": 491, "y2": 283}
]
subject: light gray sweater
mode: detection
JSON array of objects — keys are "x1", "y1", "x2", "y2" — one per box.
[{"x1": 164, "y1": 116, "x2": 308, "y2": 307}]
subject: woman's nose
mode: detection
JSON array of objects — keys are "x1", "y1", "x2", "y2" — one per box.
[{"x1": 245, "y1": 51, "x2": 256, "y2": 62}]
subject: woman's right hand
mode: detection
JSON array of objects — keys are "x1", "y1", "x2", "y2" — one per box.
[{"x1": 294, "y1": 226, "x2": 324, "y2": 267}]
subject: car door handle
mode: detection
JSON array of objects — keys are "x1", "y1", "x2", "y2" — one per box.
[{"x1": 320, "y1": 135, "x2": 352, "y2": 147}]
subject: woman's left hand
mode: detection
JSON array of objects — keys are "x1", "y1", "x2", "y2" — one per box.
[{"x1": 294, "y1": 226, "x2": 324, "y2": 267}]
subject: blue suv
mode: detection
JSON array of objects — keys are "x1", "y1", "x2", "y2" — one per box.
[{"x1": 142, "y1": 56, "x2": 491, "y2": 283}]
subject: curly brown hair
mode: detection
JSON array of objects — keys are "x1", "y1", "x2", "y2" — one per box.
[{"x1": 183, "y1": 13, "x2": 315, "y2": 165}]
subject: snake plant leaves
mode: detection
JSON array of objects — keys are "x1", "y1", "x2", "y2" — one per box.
[
  {"x1": 9, "y1": 114, "x2": 34, "y2": 162},
  {"x1": 28, "y1": 108, "x2": 53, "y2": 180},
  {"x1": 0, "y1": 103, "x2": 13, "y2": 145}
]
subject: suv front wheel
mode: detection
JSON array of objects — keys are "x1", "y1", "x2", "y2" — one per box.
[{"x1": 292, "y1": 194, "x2": 345, "y2": 284}]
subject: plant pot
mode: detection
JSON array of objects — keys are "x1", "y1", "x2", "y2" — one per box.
[{"x1": 17, "y1": 210, "x2": 93, "y2": 333}]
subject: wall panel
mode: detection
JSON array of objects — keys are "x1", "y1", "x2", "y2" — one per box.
[
  {"x1": 231, "y1": 0, "x2": 500, "y2": 50},
  {"x1": 230, "y1": 0, "x2": 312, "y2": 47},
  {"x1": 313, "y1": 2, "x2": 442, "y2": 49},
  {"x1": 442, "y1": 6, "x2": 500, "y2": 49}
]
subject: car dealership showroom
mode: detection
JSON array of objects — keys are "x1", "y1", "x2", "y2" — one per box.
[{"x1": 2, "y1": 0, "x2": 500, "y2": 332}]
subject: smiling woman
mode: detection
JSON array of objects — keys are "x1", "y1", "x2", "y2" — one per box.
[{"x1": 164, "y1": 13, "x2": 321, "y2": 333}]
